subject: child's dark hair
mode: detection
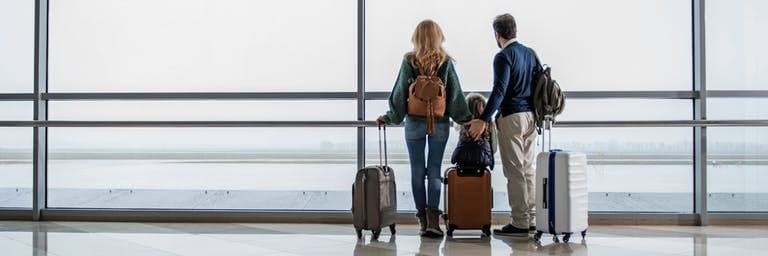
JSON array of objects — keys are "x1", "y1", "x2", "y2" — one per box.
[{"x1": 466, "y1": 93, "x2": 487, "y2": 119}]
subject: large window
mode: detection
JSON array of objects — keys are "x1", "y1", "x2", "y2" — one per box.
[
  {"x1": 1, "y1": 0, "x2": 766, "y2": 217},
  {"x1": 48, "y1": 0, "x2": 357, "y2": 92},
  {"x1": 366, "y1": 0, "x2": 692, "y2": 92}
]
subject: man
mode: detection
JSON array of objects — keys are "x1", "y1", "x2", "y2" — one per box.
[{"x1": 468, "y1": 13, "x2": 541, "y2": 236}]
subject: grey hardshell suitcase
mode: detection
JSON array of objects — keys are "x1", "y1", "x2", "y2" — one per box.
[{"x1": 352, "y1": 125, "x2": 397, "y2": 240}]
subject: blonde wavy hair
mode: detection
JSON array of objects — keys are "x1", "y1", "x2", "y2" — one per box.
[{"x1": 408, "y1": 20, "x2": 449, "y2": 75}]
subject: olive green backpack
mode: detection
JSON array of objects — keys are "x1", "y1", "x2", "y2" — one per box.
[{"x1": 532, "y1": 55, "x2": 565, "y2": 133}]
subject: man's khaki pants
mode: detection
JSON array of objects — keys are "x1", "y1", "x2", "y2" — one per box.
[{"x1": 496, "y1": 112, "x2": 537, "y2": 229}]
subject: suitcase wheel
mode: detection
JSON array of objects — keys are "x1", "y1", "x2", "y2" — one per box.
[
  {"x1": 533, "y1": 231, "x2": 543, "y2": 242},
  {"x1": 553, "y1": 235, "x2": 560, "y2": 243},
  {"x1": 481, "y1": 225, "x2": 491, "y2": 237},
  {"x1": 447, "y1": 224, "x2": 458, "y2": 237},
  {"x1": 389, "y1": 224, "x2": 396, "y2": 235},
  {"x1": 371, "y1": 229, "x2": 382, "y2": 240},
  {"x1": 355, "y1": 229, "x2": 363, "y2": 239},
  {"x1": 581, "y1": 230, "x2": 587, "y2": 239},
  {"x1": 562, "y1": 233, "x2": 572, "y2": 243}
]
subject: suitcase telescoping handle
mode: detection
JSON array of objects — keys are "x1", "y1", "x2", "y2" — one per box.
[
  {"x1": 541, "y1": 117, "x2": 553, "y2": 153},
  {"x1": 378, "y1": 124, "x2": 388, "y2": 167}
]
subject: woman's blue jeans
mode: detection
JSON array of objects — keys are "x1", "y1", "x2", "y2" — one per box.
[{"x1": 404, "y1": 118, "x2": 450, "y2": 210}]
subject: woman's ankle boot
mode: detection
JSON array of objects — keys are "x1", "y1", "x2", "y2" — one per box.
[
  {"x1": 416, "y1": 209, "x2": 427, "y2": 235},
  {"x1": 425, "y1": 208, "x2": 444, "y2": 237}
]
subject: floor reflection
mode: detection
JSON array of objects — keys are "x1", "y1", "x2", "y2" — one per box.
[
  {"x1": 354, "y1": 235, "x2": 397, "y2": 256},
  {"x1": 0, "y1": 222, "x2": 767, "y2": 255},
  {"x1": 442, "y1": 236, "x2": 491, "y2": 256},
  {"x1": 534, "y1": 241, "x2": 588, "y2": 256}
]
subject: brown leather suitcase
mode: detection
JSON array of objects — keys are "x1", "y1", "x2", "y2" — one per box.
[{"x1": 442, "y1": 167, "x2": 492, "y2": 237}]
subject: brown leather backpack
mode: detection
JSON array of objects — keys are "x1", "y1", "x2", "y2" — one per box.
[{"x1": 408, "y1": 68, "x2": 446, "y2": 135}]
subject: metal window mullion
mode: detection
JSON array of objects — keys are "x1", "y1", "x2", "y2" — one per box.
[
  {"x1": 32, "y1": 0, "x2": 49, "y2": 221},
  {"x1": 692, "y1": 0, "x2": 708, "y2": 226},
  {"x1": 2, "y1": 120, "x2": 768, "y2": 128},
  {"x1": 42, "y1": 92, "x2": 359, "y2": 101},
  {"x1": 30, "y1": 90, "x2": 768, "y2": 101},
  {"x1": 707, "y1": 90, "x2": 768, "y2": 98},
  {"x1": 0, "y1": 94, "x2": 35, "y2": 100},
  {"x1": 356, "y1": 0, "x2": 365, "y2": 170},
  {"x1": 364, "y1": 90, "x2": 699, "y2": 100}
]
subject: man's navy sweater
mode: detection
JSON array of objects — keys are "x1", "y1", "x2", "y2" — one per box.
[{"x1": 480, "y1": 41, "x2": 542, "y2": 122}]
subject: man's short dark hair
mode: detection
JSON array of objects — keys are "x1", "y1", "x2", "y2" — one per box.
[{"x1": 493, "y1": 14, "x2": 517, "y2": 40}]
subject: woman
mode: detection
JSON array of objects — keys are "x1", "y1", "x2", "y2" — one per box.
[{"x1": 376, "y1": 20, "x2": 472, "y2": 238}]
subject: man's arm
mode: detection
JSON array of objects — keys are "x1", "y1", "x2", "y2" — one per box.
[
  {"x1": 480, "y1": 53, "x2": 512, "y2": 122},
  {"x1": 470, "y1": 53, "x2": 512, "y2": 140}
]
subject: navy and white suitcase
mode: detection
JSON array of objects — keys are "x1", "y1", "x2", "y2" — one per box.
[{"x1": 533, "y1": 125, "x2": 588, "y2": 243}]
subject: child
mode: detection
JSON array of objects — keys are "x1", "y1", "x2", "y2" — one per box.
[{"x1": 452, "y1": 94, "x2": 497, "y2": 170}]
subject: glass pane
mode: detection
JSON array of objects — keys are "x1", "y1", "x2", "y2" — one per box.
[
  {"x1": 551, "y1": 99, "x2": 691, "y2": 121},
  {"x1": 366, "y1": 126, "x2": 692, "y2": 212},
  {"x1": 0, "y1": 128, "x2": 32, "y2": 208},
  {"x1": 366, "y1": 99, "x2": 692, "y2": 121},
  {"x1": 0, "y1": 0, "x2": 33, "y2": 93},
  {"x1": 708, "y1": 127, "x2": 768, "y2": 212},
  {"x1": 49, "y1": 0, "x2": 356, "y2": 92},
  {"x1": 707, "y1": 0, "x2": 768, "y2": 90},
  {"x1": 50, "y1": 101, "x2": 355, "y2": 121},
  {"x1": 48, "y1": 128, "x2": 356, "y2": 209},
  {"x1": 708, "y1": 98, "x2": 768, "y2": 120},
  {"x1": 0, "y1": 102, "x2": 32, "y2": 120},
  {"x1": 366, "y1": 0, "x2": 692, "y2": 92}
]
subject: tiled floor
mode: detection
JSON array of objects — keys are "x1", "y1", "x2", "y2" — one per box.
[{"x1": 0, "y1": 222, "x2": 767, "y2": 255}]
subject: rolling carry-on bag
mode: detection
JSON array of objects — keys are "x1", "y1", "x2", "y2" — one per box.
[
  {"x1": 442, "y1": 167, "x2": 492, "y2": 237},
  {"x1": 534, "y1": 121, "x2": 588, "y2": 243},
  {"x1": 352, "y1": 125, "x2": 397, "y2": 240}
]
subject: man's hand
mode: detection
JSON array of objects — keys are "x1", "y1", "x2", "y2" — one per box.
[{"x1": 467, "y1": 119, "x2": 487, "y2": 140}]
